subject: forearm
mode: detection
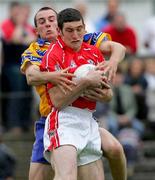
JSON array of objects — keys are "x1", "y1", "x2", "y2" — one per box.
[
  {"x1": 100, "y1": 41, "x2": 126, "y2": 64},
  {"x1": 49, "y1": 68, "x2": 105, "y2": 109},
  {"x1": 83, "y1": 87, "x2": 113, "y2": 103},
  {"x1": 49, "y1": 79, "x2": 89, "y2": 110},
  {"x1": 108, "y1": 42, "x2": 126, "y2": 64},
  {"x1": 25, "y1": 64, "x2": 52, "y2": 86}
]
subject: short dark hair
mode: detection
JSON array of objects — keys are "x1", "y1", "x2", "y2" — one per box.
[
  {"x1": 34, "y1": 7, "x2": 57, "y2": 27},
  {"x1": 57, "y1": 8, "x2": 84, "y2": 30}
]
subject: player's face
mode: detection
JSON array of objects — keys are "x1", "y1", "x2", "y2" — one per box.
[
  {"x1": 60, "y1": 20, "x2": 85, "y2": 51},
  {"x1": 35, "y1": 9, "x2": 58, "y2": 42}
]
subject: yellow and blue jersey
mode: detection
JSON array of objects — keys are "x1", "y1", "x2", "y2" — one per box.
[
  {"x1": 21, "y1": 32, "x2": 111, "y2": 118},
  {"x1": 21, "y1": 38, "x2": 50, "y2": 72},
  {"x1": 83, "y1": 32, "x2": 111, "y2": 48},
  {"x1": 21, "y1": 38, "x2": 51, "y2": 117}
]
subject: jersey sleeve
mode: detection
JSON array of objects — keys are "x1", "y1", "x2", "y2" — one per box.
[
  {"x1": 40, "y1": 44, "x2": 59, "y2": 72},
  {"x1": 20, "y1": 42, "x2": 42, "y2": 73},
  {"x1": 40, "y1": 44, "x2": 61, "y2": 90},
  {"x1": 83, "y1": 32, "x2": 112, "y2": 48}
]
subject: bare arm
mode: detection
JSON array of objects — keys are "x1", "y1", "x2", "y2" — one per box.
[
  {"x1": 98, "y1": 41, "x2": 126, "y2": 82},
  {"x1": 83, "y1": 87, "x2": 113, "y2": 103},
  {"x1": 24, "y1": 63, "x2": 76, "y2": 92},
  {"x1": 25, "y1": 63, "x2": 52, "y2": 85},
  {"x1": 49, "y1": 70, "x2": 105, "y2": 110},
  {"x1": 49, "y1": 79, "x2": 88, "y2": 110}
]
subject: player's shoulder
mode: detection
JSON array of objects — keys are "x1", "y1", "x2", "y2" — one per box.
[
  {"x1": 47, "y1": 38, "x2": 67, "y2": 56},
  {"x1": 22, "y1": 41, "x2": 40, "y2": 56},
  {"x1": 46, "y1": 41, "x2": 62, "y2": 56},
  {"x1": 43, "y1": 41, "x2": 63, "y2": 64},
  {"x1": 82, "y1": 41, "x2": 101, "y2": 53},
  {"x1": 83, "y1": 32, "x2": 111, "y2": 47}
]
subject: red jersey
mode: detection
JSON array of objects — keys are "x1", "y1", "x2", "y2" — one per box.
[{"x1": 41, "y1": 37, "x2": 105, "y2": 110}]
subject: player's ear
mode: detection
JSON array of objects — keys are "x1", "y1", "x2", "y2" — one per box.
[
  {"x1": 58, "y1": 27, "x2": 63, "y2": 36},
  {"x1": 57, "y1": 27, "x2": 60, "y2": 33}
]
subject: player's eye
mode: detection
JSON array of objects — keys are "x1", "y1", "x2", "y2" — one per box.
[
  {"x1": 49, "y1": 16, "x2": 56, "y2": 22},
  {"x1": 66, "y1": 28, "x2": 74, "y2": 33},
  {"x1": 37, "y1": 18, "x2": 45, "y2": 25},
  {"x1": 76, "y1": 27, "x2": 83, "y2": 32}
]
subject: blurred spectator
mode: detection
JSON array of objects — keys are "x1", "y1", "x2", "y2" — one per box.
[
  {"x1": 95, "y1": 0, "x2": 120, "y2": 31},
  {"x1": 144, "y1": 58, "x2": 155, "y2": 132},
  {"x1": 143, "y1": 16, "x2": 155, "y2": 56},
  {"x1": 74, "y1": 0, "x2": 96, "y2": 32},
  {"x1": 0, "y1": 127, "x2": 17, "y2": 179},
  {"x1": 106, "y1": 67, "x2": 144, "y2": 176},
  {"x1": 0, "y1": 30, "x2": 2, "y2": 74},
  {"x1": 124, "y1": 57, "x2": 148, "y2": 121},
  {"x1": 93, "y1": 101, "x2": 110, "y2": 129},
  {"x1": 103, "y1": 12, "x2": 138, "y2": 56},
  {"x1": 1, "y1": 1, "x2": 36, "y2": 136},
  {"x1": 0, "y1": 31, "x2": 2, "y2": 126}
]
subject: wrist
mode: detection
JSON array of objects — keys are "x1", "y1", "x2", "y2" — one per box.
[{"x1": 42, "y1": 72, "x2": 51, "y2": 83}]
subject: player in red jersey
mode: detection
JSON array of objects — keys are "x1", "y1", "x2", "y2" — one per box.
[
  {"x1": 21, "y1": 7, "x2": 126, "y2": 180},
  {"x1": 41, "y1": 8, "x2": 124, "y2": 180}
]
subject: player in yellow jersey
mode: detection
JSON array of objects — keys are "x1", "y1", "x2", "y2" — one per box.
[{"x1": 21, "y1": 7, "x2": 127, "y2": 180}]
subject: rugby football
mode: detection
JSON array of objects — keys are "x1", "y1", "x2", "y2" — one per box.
[{"x1": 73, "y1": 64, "x2": 95, "y2": 81}]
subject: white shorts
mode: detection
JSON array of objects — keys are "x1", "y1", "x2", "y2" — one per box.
[{"x1": 44, "y1": 106, "x2": 102, "y2": 166}]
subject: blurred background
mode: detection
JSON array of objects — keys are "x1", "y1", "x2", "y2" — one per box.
[{"x1": 0, "y1": 0, "x2": 155, "y2": 179}]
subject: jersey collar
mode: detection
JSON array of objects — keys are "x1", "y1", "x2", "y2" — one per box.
[
  {"x1": 37, "y1": 38, "x2": 50, "y2": 46},
  {"x1": 57, "y1": 36, "x2": 85, "y2": 53}
]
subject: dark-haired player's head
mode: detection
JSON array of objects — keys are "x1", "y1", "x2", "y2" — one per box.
[{"x1": 57, "y1": 8, "x2": 86, "y2": 51}]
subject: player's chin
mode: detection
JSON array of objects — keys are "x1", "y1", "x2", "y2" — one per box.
[{"x1": 46, "y1": 34, "x2": 56, "y2": 41}]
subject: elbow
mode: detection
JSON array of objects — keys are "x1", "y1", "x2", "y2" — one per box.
[
  {"x1": 54, "y1": 103, "x2": 66, "y2": 111},
  {"x1": 26, "y1": 71, "x2": 38, "y2": 86},
  {"x1": 52, "y1": 99, "x2": 66, "y2": 110},
  {"x1": 26, "y1": 74, "x2": 34, "y2": 85},
  {"x1": 53, "y1": 102, "x2": 62, "y2": 110}
]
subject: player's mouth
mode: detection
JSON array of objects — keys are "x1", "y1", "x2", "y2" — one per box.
[
  {"x1": 72, "y1": 40, "x2": 80, "y2": 44},
  {"x1": 46, "y1": 30, "x2": 53, "y2": 35}
]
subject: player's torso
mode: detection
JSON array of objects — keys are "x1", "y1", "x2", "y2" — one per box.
[
  {"x1": 56, "y1": 42, "x2": 101, "y2": 72},
  {"x1": 53, "y1": 42, "x2": 103, "y2": 110},
  {"x1": 23, "y1": 32, "x2": 110, "y2": 117}
]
